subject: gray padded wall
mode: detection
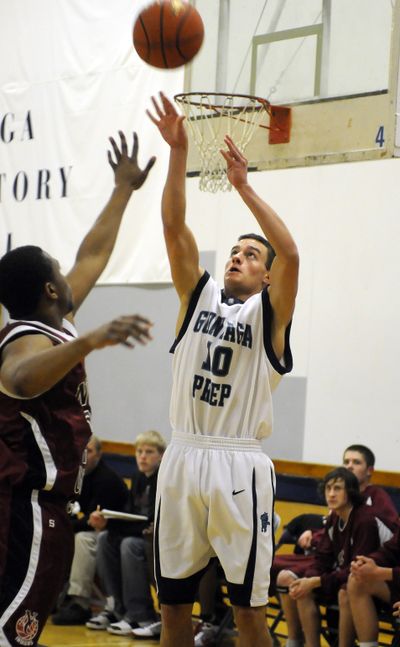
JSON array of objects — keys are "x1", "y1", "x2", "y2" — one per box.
[
  {"x1": 75, "y1": 252, "x2": 215, "y2": 444},
  {"x1": 264, "y1": 377, "x2": 306, "y2": 461}
]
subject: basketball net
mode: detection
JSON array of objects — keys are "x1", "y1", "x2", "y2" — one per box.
[{"x1": 175, "y1": 92, "x2": 270, "y2": 193}]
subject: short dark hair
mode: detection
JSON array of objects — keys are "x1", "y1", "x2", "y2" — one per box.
[
  {"x1": 238, "y1": 233, "x2": 276, "y2": 270},
  {"x1": 343, "y1": 444, "x2": 375, "y2": 468},
  {"x1": 0, "y1": 245, "x2": 54, "y2": 318},
  {"x1": 320, "y1": 466, "x2": 363, "y2": 507}
]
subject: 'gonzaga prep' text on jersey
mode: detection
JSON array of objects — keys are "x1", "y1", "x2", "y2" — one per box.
[
  {"x1": 0, "y1": 318, "x2": 92, "y2": 498},
  {"x1": 170, "y1": 272, "x2": 293, "y2": 439}
]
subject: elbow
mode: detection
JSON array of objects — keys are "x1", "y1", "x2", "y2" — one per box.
[
  {"x1": 12, "y1": 382, "x2": 38, "y2": 399},
  {"x1": 163, "y1": 221, "x2": 183, "y2": 241},
  {"x1": 290, "y1": 242, "x2": 300, "y2": 262},
  {"x1": 285, "y1": 245, "x2": 300, "y2": 270}
]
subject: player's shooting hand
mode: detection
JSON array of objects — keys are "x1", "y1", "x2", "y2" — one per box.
[
  {"x1": 393, "y1": 601, "x2": 400, "y2": 617},
  {"x1": 220, "y1": 135, "x2": 248, "y2": 189},
  {"x1": 108, "y1": 131, "x2": 156, "y2": 189},
  {"x1": 85, "y1": 315, "x2": 153, "y2": 350},
  {"x1": 147, "y1": 92, "x2": 187, "y2": 150}
]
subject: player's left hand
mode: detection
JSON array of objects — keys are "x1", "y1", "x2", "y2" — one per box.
[
  {"x1": 289, "y1": 577, "x2": 316, "y2": 599},
  {"x1": 393, "y1": 601, "x2": 400, "y2": 617},
  {"x1": 88, "y1": 510, "x2": 107, "y2": 531},
  {"x1": 350, "y1": 556, "x2": 378, "y2": 581},
  {"x1": 220, "y1": 135, "x2": 248, "y2": 189},
  {"x1": 297, "y1": 529, "x2": 313, "y2": 550},
  {"x1": 108, "y1": 131, "x2": 156, "y2": 190}
]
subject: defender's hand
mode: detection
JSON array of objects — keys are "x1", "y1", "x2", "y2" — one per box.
[
  {"x1": 108, "y1": 131, "x2": 156, "y2": 189},
  {"x1": 84, "y1": 315, "x2": 153, "y2": 350}
]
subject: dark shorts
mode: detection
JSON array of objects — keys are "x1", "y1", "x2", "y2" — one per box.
[
  {"x1": 0, "y1": 486, "x2": 12, "y2": 580},
  {"x1": 0, "y1": 489, "x2": 74, "y2": 646}
]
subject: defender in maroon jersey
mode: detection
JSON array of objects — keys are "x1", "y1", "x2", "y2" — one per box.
[{"x1": 0, "y1": 132, "x2": 155, "y2": 647}]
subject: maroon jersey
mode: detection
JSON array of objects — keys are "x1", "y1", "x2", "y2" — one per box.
[
  {"x1": 362, "y1": 484, "x2": 399, "y2": 532},
  {"x1": 305, "y1": 504, "x2": 382, "y2": 598},
  {"x1": 367, "y1": 525, "x2": 400, "y2": 595},
  {"x1": 270, "y1": 484, "x2": 398, "y2": 596},
  {"x1": 0, "y1": 318, "x2": 92, "y2": 499}
]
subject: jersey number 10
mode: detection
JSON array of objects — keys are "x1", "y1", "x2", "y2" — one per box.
[{"x1": 201, "y1": 342, "x2": 233, "y2": 377}]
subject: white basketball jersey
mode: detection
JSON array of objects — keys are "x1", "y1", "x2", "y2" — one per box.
[{"x1": 169, "y1": 272, "x2": 292, "y2": 440}]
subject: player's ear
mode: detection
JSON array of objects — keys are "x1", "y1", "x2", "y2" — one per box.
[
  {"x1": 44, "y1": 281, "x2": 58, "y2": 301},
  {"x1": 262, "y1": 270, "x2": 270, "y2": 288}
]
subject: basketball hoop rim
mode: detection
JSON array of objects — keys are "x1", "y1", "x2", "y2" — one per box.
[{"x1": 174, "y1": 91, "x2": 271, "y2": 114}]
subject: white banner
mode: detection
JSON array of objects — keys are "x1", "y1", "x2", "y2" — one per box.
[{"x1": 0, "y1": 0, "x2": 184, "y2": 283}]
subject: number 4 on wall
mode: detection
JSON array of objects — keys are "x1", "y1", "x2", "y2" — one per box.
[{"x1": 375, "y1": 125, "x2": 385, "y2": 148}]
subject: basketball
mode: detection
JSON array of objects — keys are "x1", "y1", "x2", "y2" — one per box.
[{"x1": 133, "y1": 1, "x2": 204, "y2": 69}]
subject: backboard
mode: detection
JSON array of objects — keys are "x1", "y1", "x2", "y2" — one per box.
[{"x1": 183, "y1": 0, "x2": 400, "y2": 174}]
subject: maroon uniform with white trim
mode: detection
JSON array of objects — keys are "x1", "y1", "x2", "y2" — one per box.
[{"x1": 0, "y1": 318, "x2": 91, "y2": 646}]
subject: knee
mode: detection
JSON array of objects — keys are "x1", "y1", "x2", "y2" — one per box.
[
  {"x1": 74, "y1": 530, "x2": 95, "y2": 553},
  {"x1": 96, "y1": 530, "x2": 109, "y2": 552},
  {"x1": 120, "y1": 536, "x2": 145, "y2": 560},
  {"x1": 347, "y1": 573, "x2": 362, "y2": 598},
  {"x1": 277, "y1": 569, "x2": 296, "y2": 588},
  {"x1": 233, "y1": 606, "x2": 266, "y2": 634}
]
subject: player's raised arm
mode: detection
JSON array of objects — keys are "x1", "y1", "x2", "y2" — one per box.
[
  {"x1": 147, "y1": 93, "x2": 202, "y2": 307},
  {"x1": 221, "y1": 135, "x2": 299, "y2": 351},
  {"x1": 67, "y1": 132, "x2": 156, "y2": 315}
]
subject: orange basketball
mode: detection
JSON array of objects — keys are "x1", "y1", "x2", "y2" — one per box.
[{"x1": 133, "y1": 1, "x2": 204, "y2": 69}]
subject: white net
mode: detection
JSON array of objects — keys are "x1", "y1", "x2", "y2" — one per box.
[{"x1": 175, "y1": 93, "x2": 270, "y2": 193}]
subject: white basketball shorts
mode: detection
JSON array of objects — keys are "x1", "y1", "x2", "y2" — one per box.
[{"x1": 154, "y1": 431, "x2": 276, "y2": 607}]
